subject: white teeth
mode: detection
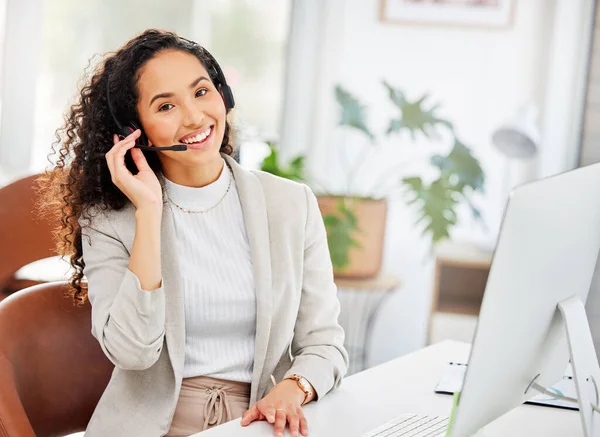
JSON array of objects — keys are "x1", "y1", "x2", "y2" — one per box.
[{"x1": 181, "y1": 127, "x2": 211, "y2": 144}]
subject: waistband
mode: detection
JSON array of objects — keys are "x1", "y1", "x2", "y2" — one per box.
[
  {"x1": 180, "y1": 375, "x2": 251, "y2": 430},
  {"x1": 181, "y1": 375, "x2": 251, "y2": 397}
]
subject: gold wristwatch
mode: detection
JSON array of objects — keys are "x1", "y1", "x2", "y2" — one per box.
[{"x1": 284, "y1": 374, "x2": 313, "y2": 405}]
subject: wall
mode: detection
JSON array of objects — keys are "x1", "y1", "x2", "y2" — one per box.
[{"x1": 301, "y1": 0, "x2": 561, "y2": 365}]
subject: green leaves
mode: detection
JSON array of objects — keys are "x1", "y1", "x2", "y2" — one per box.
[
  {"x1": 402, "y1": 140, "x2": 485, "y2": 244},
  {"x1": 380, "y1": 81, "x2": 484, "y2": 245},
  {"x1": 431, "y1": 139, "x2": 485, "y2": 193},
  {"x1": 322, "y1": 198, "x2": 361, "y2": 270},
  {"x1": 335, "y1": 85, "x2": 375, "y2": 142},
  {"x1": 403, "y1": 176, "x2": 459, "y2": 244},
  {"x1": 259, "y1": 141, "x2": 305, "y2": 181},
  {"x1": 383, "y1": 80, "x2": 452, "y2": 140}
]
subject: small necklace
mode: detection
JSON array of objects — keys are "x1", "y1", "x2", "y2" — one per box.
[{"x1": 165, "y1": 166, "x2": 233, "y2": 214}]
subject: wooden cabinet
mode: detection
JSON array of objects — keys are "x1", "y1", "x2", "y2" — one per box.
[{"x1": 428, "y1": 242, "x2": 492, "y2": 341}]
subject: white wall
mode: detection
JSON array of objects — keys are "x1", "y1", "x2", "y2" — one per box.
[{"x1": 299, "y1": 0, "x2": 564, "y2": 366}]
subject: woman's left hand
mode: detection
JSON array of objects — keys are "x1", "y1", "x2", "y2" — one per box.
[{"x1": 241, "y1": 379, "x2": 309, "y2": 437}]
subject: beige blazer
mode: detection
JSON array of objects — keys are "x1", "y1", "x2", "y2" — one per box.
[{"x1": 80, "y1": 154, "x2": 349, "y2": 437}]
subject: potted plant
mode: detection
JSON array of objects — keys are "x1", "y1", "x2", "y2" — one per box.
[{"x1": 260, "y1": 81, "x2": 485, "y2": 279}]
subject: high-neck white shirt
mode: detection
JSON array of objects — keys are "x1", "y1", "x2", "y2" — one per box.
[{"x1": 163, "y1": 160, "x2": 256, "y2": 382}]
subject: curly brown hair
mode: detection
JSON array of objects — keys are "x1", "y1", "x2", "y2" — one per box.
[{"x1": 35, "y1": 29, "x2": 236, "y2": 305}]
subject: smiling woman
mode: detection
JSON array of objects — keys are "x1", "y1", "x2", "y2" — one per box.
[{"x1": 34, "y1": 29, "x2": 348, "y2": 437}]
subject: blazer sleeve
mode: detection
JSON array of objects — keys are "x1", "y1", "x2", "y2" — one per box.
[
  {"x1": 283, "y1": 185, "x2": 350, "y2": 400},
  {"x1": 80, "y1": 211, "x2": 166, "y2": 371}
]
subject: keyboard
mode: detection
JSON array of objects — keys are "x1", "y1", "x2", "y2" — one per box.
[{"x1": 361, "y1": 413, "x2": 449, "y2": 437}]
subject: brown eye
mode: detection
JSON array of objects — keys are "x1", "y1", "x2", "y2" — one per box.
[
  {"x1": 158, "y1": 103, "x2": 173, "y2": 112},
  {"x1": 195, "y1": 88, "x2": 208, "y2": 97}
]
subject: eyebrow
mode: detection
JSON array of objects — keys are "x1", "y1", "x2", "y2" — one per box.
[{"x1": 148, "y1": 76, "x2": 210, "y2": 107}]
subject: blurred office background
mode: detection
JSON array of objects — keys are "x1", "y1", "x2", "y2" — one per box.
[{"x1": 1, "y1": 0, "x2": 600, "y2": 384}]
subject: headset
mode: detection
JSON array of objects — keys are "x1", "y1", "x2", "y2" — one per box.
[{"x1": 105, "y1": 37, "x2": 235, "y2": 152}]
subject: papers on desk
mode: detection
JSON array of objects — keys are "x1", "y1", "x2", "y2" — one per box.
[{"x1": 435, "y1": 362, "x2": 578, "y2": 411}]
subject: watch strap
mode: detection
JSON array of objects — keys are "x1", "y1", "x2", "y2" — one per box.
[{"x1": 284, "y1": 374, "x2": 313, "y2": 405}]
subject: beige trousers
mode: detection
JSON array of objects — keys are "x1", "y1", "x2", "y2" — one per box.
[{"x1": 165, "y1": 376, "x2": 251, "y2": 437}]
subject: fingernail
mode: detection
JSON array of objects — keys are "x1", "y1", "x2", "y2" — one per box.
[{"x1": 269, "y1": 415, "x2": 275, "y2": 422}]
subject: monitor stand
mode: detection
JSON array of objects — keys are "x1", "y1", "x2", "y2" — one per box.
[{"x1": 526, "y1": 295, "x2": 600, "y2": 437}]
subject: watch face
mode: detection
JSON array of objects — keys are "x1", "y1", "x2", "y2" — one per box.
[
  {"x1": 289, "y1": 374, "x2": 312, "y2": 395},
  {"x1": 299, "y1": 379, "x2": 310, "y2": 390}
]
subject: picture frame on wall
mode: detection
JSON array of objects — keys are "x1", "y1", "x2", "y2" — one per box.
[{"x1": 379, "y1": 0, "x2": 514, "y2": 28}]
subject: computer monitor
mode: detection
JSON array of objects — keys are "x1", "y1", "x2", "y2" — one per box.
[{"x1": 448, "y1": 162, "x2": 600, "y2": 437}]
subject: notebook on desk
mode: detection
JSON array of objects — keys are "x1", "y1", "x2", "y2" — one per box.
[{"x1": 435, "y1": 362, "x2": 578, "y2": 411}]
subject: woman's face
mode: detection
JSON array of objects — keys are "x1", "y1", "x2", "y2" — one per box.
[{"x1": 136, "y1": 49, "x2": 227, "y2": 172}]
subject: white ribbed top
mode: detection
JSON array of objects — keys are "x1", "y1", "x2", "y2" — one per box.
[{"x1": 163, "y1": 161, "x2": 256, "y2": 382}]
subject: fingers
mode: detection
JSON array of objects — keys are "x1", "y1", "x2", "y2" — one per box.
[
  {"x1": 112, "y1": 130, "x2": 139, "y2": 164},
  {"x1": 263, "y1": 404, "x2": 276, "y2": 423},
  {"x1": 287, "y1": 404, "x2": 301, "y2": 437},
  {"x1": 106, "y1": 129, "x2": 141, "y2": 163},
  {"x1": 243, "y1": 402, "x2": 308, "y2": 437},
  {"x1": 131, "y1": 147, "x2": 151, "y2": 172},
  {"x1": 105, "y1": 129, "x2": 141, "y2": 184},
  {"x1": 241, "y1": 404, "x2": 261, "y2": 427},
  {"x1": 298, "y1": 408, "x2": 309, "y2": 436},
  {"x1": 274, "y1": 406, "x2": 287, "y2": 437}
]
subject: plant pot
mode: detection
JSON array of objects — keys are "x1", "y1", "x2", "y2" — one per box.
[{"x1": 316, "y1": 195, "x2": 387, "y2": 279}]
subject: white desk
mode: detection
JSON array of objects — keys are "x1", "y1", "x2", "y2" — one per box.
[{"x1": 196, "y1": 340, "x2": 582, "y2": 436}]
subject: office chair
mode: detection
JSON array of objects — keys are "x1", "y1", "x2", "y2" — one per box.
[
  {"x1": 0, "y1": 174, "x2": 57, "y2": 298},
  {"x1": 0, "y1": 281, "x2": 113, "y2": 437}
]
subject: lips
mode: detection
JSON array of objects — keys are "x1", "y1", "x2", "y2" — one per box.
[
  {"x1": 179, "y1": 125, "x2": 214, "y2": 143},
  {"x1": 181, "y1": 126, "x2": 214, "y2": 150}
]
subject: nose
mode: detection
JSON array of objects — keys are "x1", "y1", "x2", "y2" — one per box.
[{"x1": 180, "y1": 97, "x2": 205, "y2": 127}]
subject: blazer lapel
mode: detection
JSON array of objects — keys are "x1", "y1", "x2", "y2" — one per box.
[
  {"x1": 224, "y1": 154, "x2": 273, "y2": 404},
  {"x1": 160, "y1": 203, "x2": 186, "y2": 381}
]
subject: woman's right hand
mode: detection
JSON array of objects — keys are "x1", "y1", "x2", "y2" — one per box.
[{"x1": 105, "y1": 129, "x2": 163, "y2": 214}]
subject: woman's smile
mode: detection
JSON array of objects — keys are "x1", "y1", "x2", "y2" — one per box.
[{"x1": 179, "y1": 125, "x2": 215, "y2": 150}]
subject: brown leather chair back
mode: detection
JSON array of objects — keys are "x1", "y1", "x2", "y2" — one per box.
[
  {"x1": 0, "y1": 175, "x2": 56, "y2": 291},
  {"x1": 0, "y1": 282, "x2": 113, "y2": 437}
]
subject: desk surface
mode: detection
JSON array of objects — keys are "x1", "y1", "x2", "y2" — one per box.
[{"x1": 196, "y1": 340, "x2": 582, "y2": 437}]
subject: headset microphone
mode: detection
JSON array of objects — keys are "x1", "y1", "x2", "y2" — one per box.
[{"x1": 134, "y1": 144, "x2": 188, "y2": 152}]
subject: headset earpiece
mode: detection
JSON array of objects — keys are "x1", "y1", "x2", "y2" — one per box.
[
  {"x1": 219, "y1": 84, "x2": 235, "y2": 111},
  {"x1": 117, "y1": 125, "x2": 135, "y2": 140},
  {"x1": 127, "y1": 121, "x2": 148, "y2": 145},
  {"x1": 116, "y1": 123, "x2": 147, "y2": 146}
]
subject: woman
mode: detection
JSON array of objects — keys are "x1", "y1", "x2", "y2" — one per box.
[{"x1": 37, "y1": 29, "x2": 348, "y2": 437}]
